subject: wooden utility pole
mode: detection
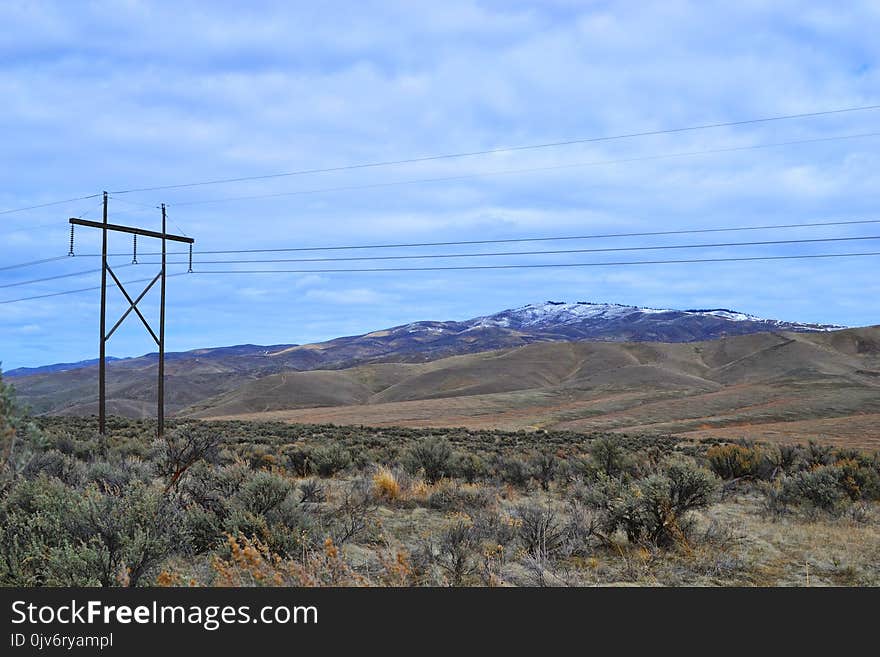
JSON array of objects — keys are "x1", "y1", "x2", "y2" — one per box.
[
  {"x1": 158, "y1": 203, "x2": 167, "y2": 434},
  {"x1": 99, "y1": 191, "x2": 108, "y2": 434},
  {"x1": 69, "y1": 195, "x2": 194, "y2": 437}
]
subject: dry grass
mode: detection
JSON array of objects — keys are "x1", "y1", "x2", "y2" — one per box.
[
  {"x1": 712, "y1": 500, "x2": 880, "y2": 586},
  {"x1": 200, "y1": 384, "x2": 880, "y2": 449},
  {"x1": 372, "y1": 467, "x2": 401, "y2": 502}
]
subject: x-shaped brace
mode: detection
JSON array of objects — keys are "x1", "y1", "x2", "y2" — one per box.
[{"x1": 104, "y1": 265, "x2": 162, "y2": 345}]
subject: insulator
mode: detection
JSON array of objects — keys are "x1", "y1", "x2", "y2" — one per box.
[
  {"x1": 68, "y1": 225, "x2": 75, "y2": 256},
  {"x1": 132, "y1": 234, "x2": 138, "y2": 264},
  {"x1": 188, "y1": 244, "x2": 193, "y2": 273}
]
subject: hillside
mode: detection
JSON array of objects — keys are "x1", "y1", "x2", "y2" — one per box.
[
  {"x1": 187, "y1": 326, "x2": 880, "y2": 447},
  {"x1": 7, "y1": 300, "x2": 845, "y2": 416}
]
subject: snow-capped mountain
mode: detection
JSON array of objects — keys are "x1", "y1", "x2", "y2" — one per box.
[
  {"x1": 460, "y1": 301, "x2": 844, "y2": 340},
  {"x1": 311, "y1": 300, "x2": 847, "y2": 366},
  {"x1": 9, "y1": 300, "x2": 850, "y2": 417}
]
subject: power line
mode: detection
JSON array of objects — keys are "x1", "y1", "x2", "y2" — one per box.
[
  {"x1": 138, "y1": 234, "x2": 880, "y2": 265},
  {"x1": 0, "y1": 272, "x2": 189, "y2": 305},
  {"x1": 80, "y1": 218, "x2": 880, "y2": 257},
  {"x1": 8, "y1": 221, "x2": 73, "y2": 236},
  {"x1": 4, "y1": 250, "x2": 876, "y2": 304},
  {"x1": 110, "y1": 104, "x2": 880, "y2": 195},
  {"x1": 0, "y1": 193, "x2": 103, "y2": 217},
  {"x1": 107, "y1": 195, "x2": 190, "y2": 238},
  {"x1": 3, "y1": 104, "x2": 878, "y2": 217},
  {"x1": 189, "y1": 250, "x2": 880, "y2": 274},
  {"x1": 108, "y1": 195, "x2": 160, "y2": 211},
  {"x1": 0, "y1": 264, "x2": 135, "y2": 289},
  {"x1": 167, "y1": 131, "x2": 880, "y2": 207},
  {"x1": 1, "y1": 198, "x2": 119, "y2": 270},
  {"x1": 0, "y1": 255, "x2": 71, "y2": 272},
  {"x1": 5, "y1": 199, "x2": 105, "y2": 237}
]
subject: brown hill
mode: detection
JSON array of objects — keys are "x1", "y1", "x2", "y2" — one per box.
[
  {"x1": 7, "y1": 300, "x2": 845, "y2": 417},
  {"x1": 186, "y1": 327, "x2": 880, "y2": 448}
]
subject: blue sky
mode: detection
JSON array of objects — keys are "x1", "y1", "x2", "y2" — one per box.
[{"x1": 1, "y1": 0, "x2": 879, "y2": 370}]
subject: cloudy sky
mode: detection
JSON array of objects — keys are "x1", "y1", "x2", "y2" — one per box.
[{"x1": 1, "y1": 1, "x2": 879, "y2": 370}]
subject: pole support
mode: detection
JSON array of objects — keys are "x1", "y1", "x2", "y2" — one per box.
[{"x1": 68, "y1": 198, "x2": 193, "y2": 437}]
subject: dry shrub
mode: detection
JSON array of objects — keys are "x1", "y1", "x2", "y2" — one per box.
[
  {"x1": 416, "y1": 515, "x2": 480, "y2": 586},
  {"x1": 428, "y1": 480, "x2": 495, "y2": 511},
  {"x1": 308, "y1": 444, "x2": 351, "y2": 477},
  {"x1": 155, "y1": 426, "x2": 220, "y2": 492},
  {"x1": 372, "y1": 467, "x2": 401, "y2": 502},
  {"x1": 376, "y1": 549, "x2": 416, "y2": 586},
  {"x1": 589, "y1": 436, "x2": 630, "y2": 478},
  {"x1": 834, "y1": 458, "x2": 880, "y2": 501},
  {"x1": 211, "y1": 534, "x2": 366, "y2": 586},
  {"x1": 155, "y1": 570, "x2": 182, "y2": 587},
  {"x1": 404, "y1": 478, "x2": 431, "y2": 504},
  {"x1": 706, "y1": 443, "x2": 765, "y2": 480},
  {"x1": 402, "y1": 437, "x2": 453, "y2": 483},
  {"x1": 600, "y1": 461, "x2": 719, "y2": 547},
  {"x1": 513, "y1": 503, "x2": 567, "y2": 560}
]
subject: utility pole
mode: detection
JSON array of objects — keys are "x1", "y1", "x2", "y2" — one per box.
[
  {"x1": 99, "y1": 191, "x2": 108, "y2": 434},
  {"x1": 158, "y1": 203, "x2": 167, "y2": 435},
  {"x1": 69, "y1": 194, "x2": 194, "y2": 437}
]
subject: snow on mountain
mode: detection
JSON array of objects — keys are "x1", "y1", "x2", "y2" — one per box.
[
  {"x1": 9, "y1": 301, "x2": 847, "y2": 395},
  {"x1": 471, "y1": 301, "x2": 845, "y2": 333}
]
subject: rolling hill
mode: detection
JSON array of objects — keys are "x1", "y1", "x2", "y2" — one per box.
[
  {"x1": 182, "y1": 326, "x2": 880, "y2": 447},
  {"x1": 6, "y1": 300, "x2": 843, "y2": 415},
  {"x1": 8, "y1": 301, "x2": 878, "y2": 446}
]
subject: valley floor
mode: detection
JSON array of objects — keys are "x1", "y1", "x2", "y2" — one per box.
[{"x1": 199, "y1": 386, "x2": 880, "y2": 450}]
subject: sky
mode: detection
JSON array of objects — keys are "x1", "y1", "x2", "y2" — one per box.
[{"x1": 1, "y1": 0, "x2": 879, "y2": 370}]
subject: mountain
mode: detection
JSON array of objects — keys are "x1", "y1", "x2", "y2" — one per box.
[
  {"x1": 4, "y1": 300, "x2": 848, "y2": 418},
  {"x1": 188, "y1": 326, "x2": 880, "y2": 448},
  {"x1": 409, "y1": 301, "x2": 844, "y2": 343},
  {"x1": 3, "y1": 345, "x2": 304, "y2": 379},
  {"x1": 4, "y1": 344, "x2": 301, "y2": 416},
  {"x1": 212, "y1": 301, "x2": 845, "y2": 371},
  {"x1": 4, "y1": 357, "x2": 121, "y2": 378}
]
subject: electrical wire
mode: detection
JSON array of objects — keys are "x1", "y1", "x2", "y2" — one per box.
[
  {"x1": 0, "y1": 264, "x2": 135, "y2": 289},
  {"x1": 7, "y1": 222, "x2": 73, "y2": 236},
  {"x1": 74, "y1": 218, "x2": 880, "y2": 257},
  {"x1": 0, "y1": 272, "x2": 189, "y2": 305},
  {"x1": 0, "y1": 201, "x2": 100, "y2": 242},
  {"x1": 0, "y1": 193, "x2": 103, "y2": 217},
  {"x1": 167, "y1": 131, "x2": 880, "y2": 207},
  {"x1": 3, "y1": 249, "x2": 876, "y2": 303},
  {"x1": 5, "y1": 199, "x2": 105, "y2": 237},
  {"x1": 4, "y1": 104, "x2": 877, "y2": 215},
  {"x1": 107, "y1": 196, "x2": 160, "y2": 211},
  {"x1": 189, "y1": 250, "x2": 880, "y2": 274},
  {"x1": 109, "y1": 104, "x2": 880, "y2": 194},
  {"x1": 135, "y1": 234, "x2": 880, "y2": 266},
  {"x1": 106, "y1": 195, "x2": 190, "y2": 238},
  {"x1": 0, "y1": 255, "x2": 71, "y2": 272}
]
